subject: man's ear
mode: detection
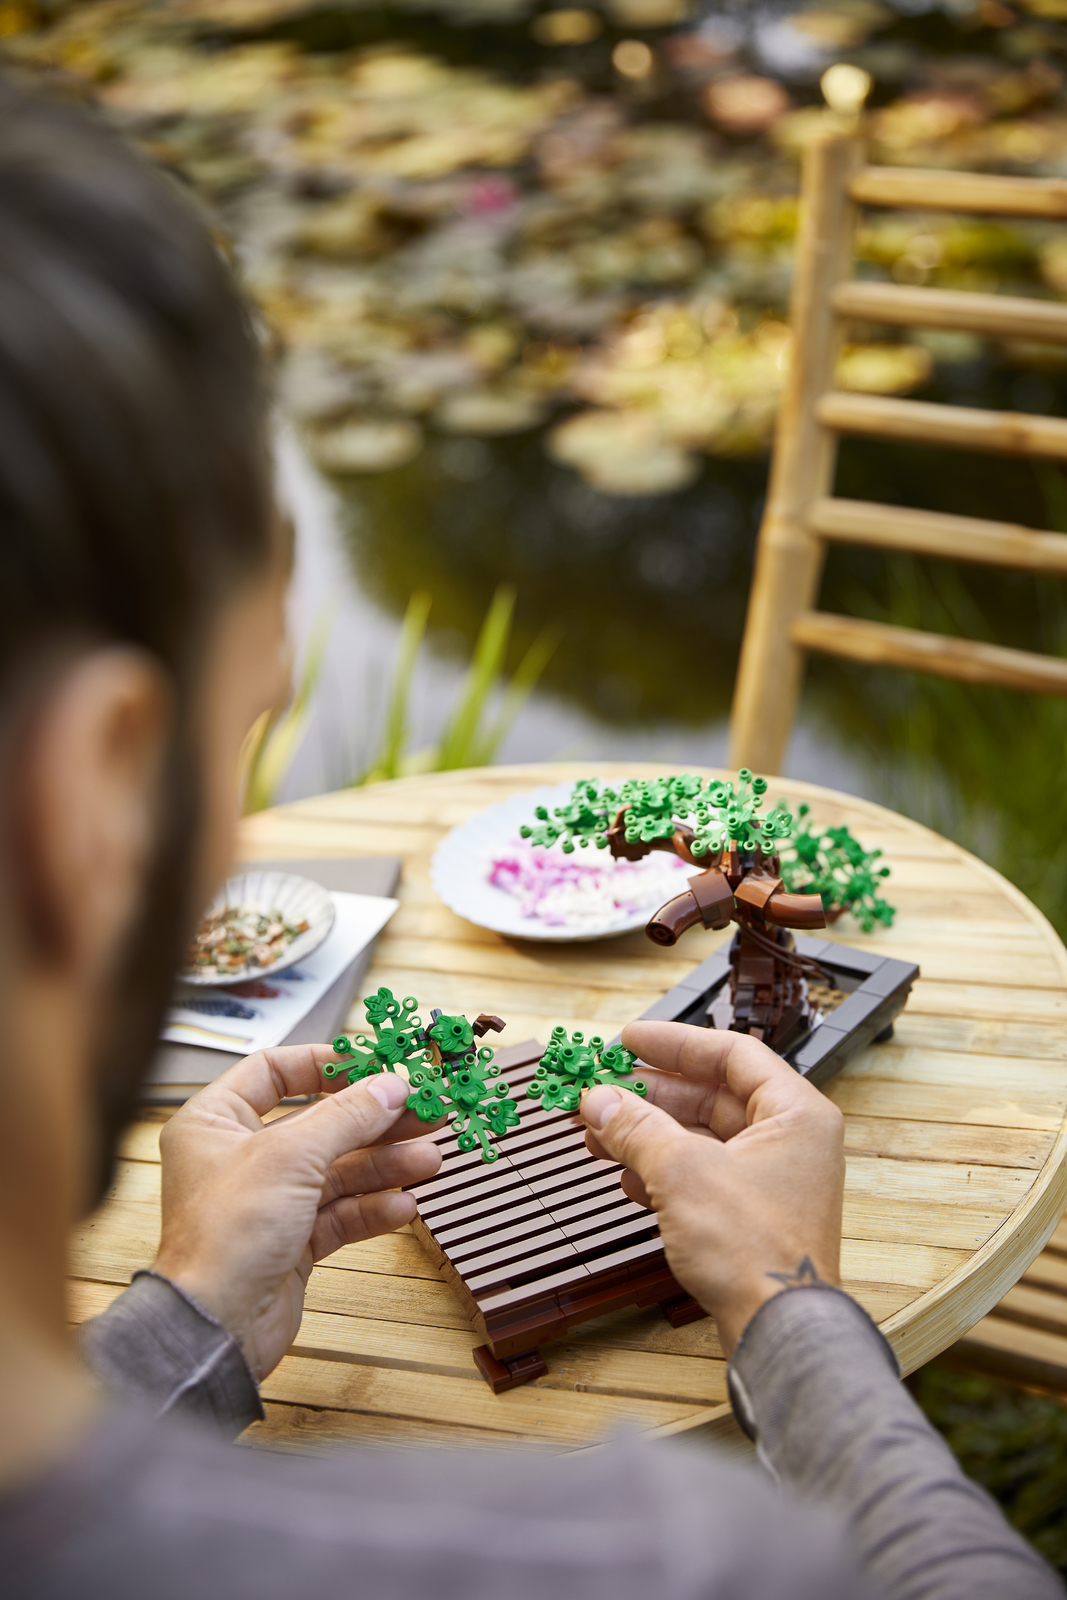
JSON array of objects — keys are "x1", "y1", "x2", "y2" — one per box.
[{"x1": 14, "y1": 649, "x2": 173, "y2": 974}]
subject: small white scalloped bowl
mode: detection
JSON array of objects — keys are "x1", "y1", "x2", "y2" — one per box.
[{"x1": 181, "y1": 870, "x2": 335, "y2": 985}]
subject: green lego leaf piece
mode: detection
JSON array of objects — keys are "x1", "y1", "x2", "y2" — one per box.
[
  {"x1": 527, "y1": 1027, "x2": 647, "y2": 1114},
  {"x1": 778, "y1": 804, "x2": 896, "y2": 932},
  {"x1": 519, "y1": 778, "x2": 620, "y2": 852},
  {"x1": 321, "y1": 986, "x2": 430, "y2": 1081},
  {"x1": 427, "y1": 1013, "x2": 475, "y2": 1054},
  {"x1": 690, "y1": 768, "x2": 791, "y2": 857},
  {"x1": 321, "y1": 987, "x2": 520, "y2": 1162},
  {"x1": 618, "y1": 774, "x2": 704, "y2": 847}
]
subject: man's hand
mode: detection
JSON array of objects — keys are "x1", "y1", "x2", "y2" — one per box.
[
  {"x1": 580, "y1": 1021, "x2": 845, "y2": 1356},
  {"x1": 151, "y1": 1045, "x2": 442, "y2": 1380}
]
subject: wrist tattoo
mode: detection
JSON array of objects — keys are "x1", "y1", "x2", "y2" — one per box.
[{"x1": 766, "y1": 1256, "x2": 828, "y2": 1289}]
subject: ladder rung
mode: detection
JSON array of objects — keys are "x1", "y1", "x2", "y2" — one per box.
[
  {"x1": 806, "y1": 498, "x2": 1067, "y2": 573},
  {"x1": 832, "y1": 281, "x2": 1067, "y2": 346},
  {"x1": 790, "y1": 612, "x2": 1067, "y2": 695},
  {"x1": 816, "y1": 392, "x2": 1067, "y2": 459},
  {"x1": 849, "y1": 165, "x2": 1067, "y2": 219}
]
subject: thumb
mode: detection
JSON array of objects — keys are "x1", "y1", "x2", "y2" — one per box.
[
  {"x1": 581, "y1": 1084, "x2": 689, "y2": 1187},
  {"x1": 271, "y1": 1072, "x2": 412, "y2": 1172}
]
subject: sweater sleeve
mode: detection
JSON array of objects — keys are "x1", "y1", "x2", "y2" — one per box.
[
  {"x1": 727, "y1": 1284, "x2": 1063, "y2": 1600},
  {"x1": 76, "y1": 1270, "x2": 263, "y2": 1439}
]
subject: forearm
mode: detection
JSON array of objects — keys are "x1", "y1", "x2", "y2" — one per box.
[
  {"x1": 76, "y1": 1271, "x2": 262, "y2": 1438},
  {"x1": 728, "y1": 1286, "x2": 1062, "y2": 1600}
]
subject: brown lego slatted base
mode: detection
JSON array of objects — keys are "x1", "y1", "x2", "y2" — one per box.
[{"x1": 407, "y1": 1040, "x2": 704, "y2": 1389}]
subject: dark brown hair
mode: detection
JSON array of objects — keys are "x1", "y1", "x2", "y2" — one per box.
[{"x1": 0, "y1": 78, "x2": 274, "y2": 1201}]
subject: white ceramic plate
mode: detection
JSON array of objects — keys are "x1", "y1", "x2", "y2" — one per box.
[
  {"x1": 431, "y1": 782, "x2": 694, "y2": 943},
  {"x1": 181, "y1": 870, "x2": 336, "y2": 985}
]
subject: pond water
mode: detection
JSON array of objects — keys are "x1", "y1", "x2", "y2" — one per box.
[
  {"x1": 277, "y1": 428, "x2": 871, "y2": 794},
  {"x1": 11, "y1": 0, "x2": 1067, "y2": 928}
]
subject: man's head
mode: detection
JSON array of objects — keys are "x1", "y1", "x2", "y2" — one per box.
[{"x1": 0, "y1": 80, "x2": 288, "y2": 1227}]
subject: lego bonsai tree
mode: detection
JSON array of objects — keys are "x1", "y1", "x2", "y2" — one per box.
[
  {"x1": 324, "y1": 987, "x2": 644, "y2": 1162},
  {"x1": 519, "y1": 769, "x2": 893, "y2": 1054}
]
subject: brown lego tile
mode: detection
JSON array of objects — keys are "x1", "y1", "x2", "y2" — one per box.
[
  {"x1": 661, "y1": 1292, "x2": 707, "y2": 1328},
  {"x1": 474, "y1": 1263, "x2": 593, "y2": 1317},
  {"x1": 522, "y1": 1144, "x2": 617, "y2": 1187},
  {"x1": 416, "y1": 1166, "x2": 530, "y2": 1222},
  {"x1": 559, "y1": 1199, "x2": 650, "y2": 1240},
  {"x1": 449, "y1": 1221, "x2": 573, "y2": 1276},
  {"x1": 472, "y1": 1345, "x2": 548, "y2": 1393},
  {"x1": 503, "y1": 1121, "x2": 588, "y2": 1165},
  {"x1": 542, "y1": 1172, "x2": 629, "y2": 1221},
  {"x1": 431, "y1": 1192, "x2": 553, "y2": 1248},
  {"x1": 464, "y1": 1237, "x2": 587, "y2": 1296}
]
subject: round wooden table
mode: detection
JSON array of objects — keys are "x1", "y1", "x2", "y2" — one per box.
[{"x1": 70, "y1": 763, "x2": 1067, "y2": 1455}]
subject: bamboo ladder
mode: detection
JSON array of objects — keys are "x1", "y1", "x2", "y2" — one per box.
[
  {"x1": 730, "y1": 139, "x2": 1067, "y2": 1397},
  {"x1": 728, "y1": 135, "x2": 1067, "y2": 779}
]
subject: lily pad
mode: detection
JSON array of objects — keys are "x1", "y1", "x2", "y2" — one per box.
[
  {"x1": 309, "y1": 418, "x2": 424, "y2": 473},
  {"x1": 547, "y1": 409, "x2": 702, "y2": 495},
  {"x1": 434, "y1": 389, "x2": 548, "y2": 434}
]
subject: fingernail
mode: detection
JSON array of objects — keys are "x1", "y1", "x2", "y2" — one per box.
[
  {"x1": 582, "y1": 1086, "x2": 623, "y2": 1130},
  {"x1": 365, "y1": 1073, "x2": 409, "y2": 1111}
]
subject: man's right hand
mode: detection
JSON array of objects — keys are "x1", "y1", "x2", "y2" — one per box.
[{"x1": 580, "y1": 1021, "x2": 846, "y2": 1356}]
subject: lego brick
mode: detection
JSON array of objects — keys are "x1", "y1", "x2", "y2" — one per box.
[
  {"x1": 792, "y1": 935, "x2": 833, "y2": 963},
  {"x1": 857, "y1": 957, "x2": 919, "y2": 998},
  {"x1": 556, "y1": 1272, "x2": 635, "y2": 1319},
  {"x1": 804, "y1": 996, "x2": 904, "y2": 1089},
  {"x1": 451, "y1": 1221, "x2": 573, "y2": 1275},
  {"x1": 543, "y1": 1172, "x2": 629, "y2": 1222},
  {"x1": 528, "y1": 1166, "x2": 620, "y2": 1206},
  {"x1": 628, "y1": 1262, "x2": 682, "y2": 1303},
  {"x1": 562, "y1": 1211, "x2": 659, "y2": 1251},
  {"x1": 473, "y1": 1345, "x2": 527, "y2": 1393},
  {"x1": 474, "y1": 1264, "x2": 593, "y2": 1317},
  {"x1": 506, "y1": 1124, "x2": 588, "y2": 1167},
  {"x1": 445, "y1": 1213, "x2": 564, "y2": 1268},
  {"x1": 688, "y1": 867, "x2": 736, "y2": 928},
  {"x1": 464, "y1": 1237, "x2": 586, "y2": 1296},
  {"x1": 476, "y1": 1289, "x2": 570, "y2": 1354},
  {"x1": 523, "y1": 1146, "x2": 616, "y2": 1188},
  {"x1": 819, "y1": 944, "x2": 885, "y2": 977},
  {"x1": 788, "y1": 1024, "x2": 850, "y2": 1075},
  {"x1": 734, "y1": 872, "x2": 782, "y2": 912},
  {"x1": 607, "y1": 1235, "x2": 671, "y2": 1274},
  {"x1": 818, "y1": 987, "x2": 887, "y2": 1034},
  {"x1": 567, "y1": 1218, "x2": 654, "y2": 1259},
  {"x1": 661, "y1": 1293, "x2": 707, "y2": 1328},
  {"x1": 413, "y1": 1154, "x2": 529, "y2": 1208},
  {"x1": 432, "y1": 1191, "x2": 552, "y2": 1247},
  {"x1": 498, "y1": 1108, "x2": 578, "y2": 1149},
  {"x1": 416, "y1": 1165, "x2": 530, "y2": 1221},
  {"x1": 555, "y1": 1199, "x2": 643, "y2": 1240},
  {"x1": 558, "y1": 1281, "x2": 647, "y2": 1326}
]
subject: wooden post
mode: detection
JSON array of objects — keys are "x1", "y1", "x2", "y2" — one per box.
[{"x1": 728, "y1": 134, "x2": 864, "y2": 776}]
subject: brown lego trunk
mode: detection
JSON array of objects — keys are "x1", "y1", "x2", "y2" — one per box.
[{"x1": 406, "y1": 1040, "x2": 703, "y2": 1394}]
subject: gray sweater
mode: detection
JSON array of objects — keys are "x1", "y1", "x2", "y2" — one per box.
[{"x1": 1, "y1": 1273, "x2": 1059, "y2": 1599}]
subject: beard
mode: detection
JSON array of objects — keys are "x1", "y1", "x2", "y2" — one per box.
[{"x1": 85, "y1": 733, "x2": 200, "y2": 1211}]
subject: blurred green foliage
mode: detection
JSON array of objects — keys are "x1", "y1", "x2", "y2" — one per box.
[{"x1": 912, "y1": 1364, "x2": 1067, "y2": 1577}]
